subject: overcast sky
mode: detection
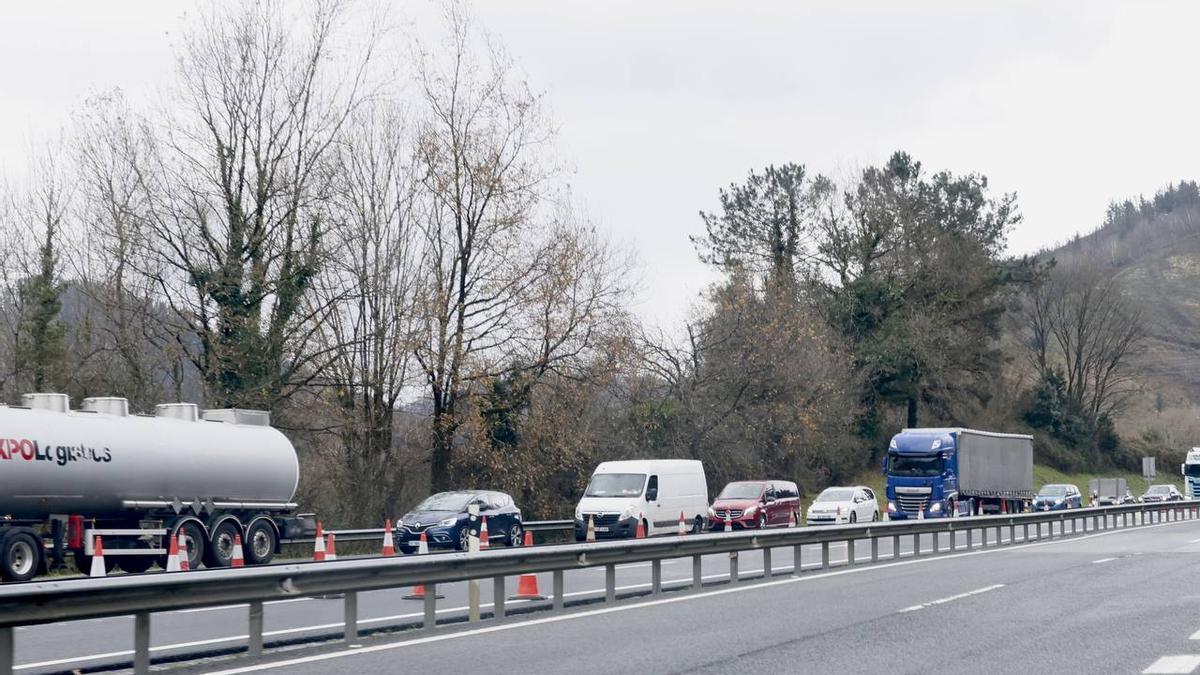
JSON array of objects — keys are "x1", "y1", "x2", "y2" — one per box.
[{"x1": 2, "y1": 1, "x2": 1198, "y2": 327}]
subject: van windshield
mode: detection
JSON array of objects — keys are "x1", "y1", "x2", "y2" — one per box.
[
  {"x1": 585, "y1": 473, "x2": 646, "y2": 497},
  {"x1": 718, "y1": 483, "x2": 764, "y2": 500}
]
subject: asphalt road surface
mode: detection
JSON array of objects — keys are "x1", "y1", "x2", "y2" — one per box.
[{"x1": 14, "y1": 516, "x2": 1200, "y2": 674}]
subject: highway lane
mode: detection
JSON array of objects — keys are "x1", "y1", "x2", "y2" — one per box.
[
  {"x1": 162, "y1": 514, "x2": 1200, "y2": 675},
  {"x1": 10, "y1": 515, "x2": 1120, "y2": 673}
]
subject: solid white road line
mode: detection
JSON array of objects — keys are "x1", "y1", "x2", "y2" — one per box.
[
  {"x1": 896, "y1": 584, "x2": 1005, "y2": 613},
  {"x1": 1091, "y1": 557, "x2": 1117, "y2": 564},
  {"x1": 1144, "y1": 655, "x2": 1200, "y2": 674},
  {"x1": 201, "y1": 519, "x2": 1200, "y2": 675}
]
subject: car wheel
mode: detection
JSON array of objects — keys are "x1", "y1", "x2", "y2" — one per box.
[
  {"x1": 691, "y1": 517, "x2": 703, "y2": 534},
  {"x1": 871, "y1": 510, "x2": 878, "y2": 522},
  {"x1": 849, "y1": 512, "x2": 857, "y2": 524},
  {"x1": 756, "y1": 513, "x2": 767, "y2": 529},
  {"x1": 457, "y1": 527, "x2": 474, "y2": 551},
  {"x1": 507, "y1": 524, "x2": 523, "y2": 547}
]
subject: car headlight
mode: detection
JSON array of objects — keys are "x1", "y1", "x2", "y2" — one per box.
[
  {"x1": 396, "y1": 518, "x2": 404, "y2": 527},
  {"x1": 620, "y1": 505, "x2": 637, "y2": 520},
  {"x1": 438, "y1": 517, "x2": 457, "y2": 527},
  {"x1": 744, "y1": 505, "x2": 757, "y2": 517},
  {"x1": 574, "y1": 506, "x2": 582, "y2": 520},
  {"x1": 1055, "y1": 498, "x2": 1063, "y2": 504},
  {"x1": 930, "y1": 502, "x2": 942, "y2": 512},
  {"x1": 887, "y1": 502, "x2": 896, "y2": 512},
  {"x1": 707, "y1": 507, "x2": 715, "y2": 517}
]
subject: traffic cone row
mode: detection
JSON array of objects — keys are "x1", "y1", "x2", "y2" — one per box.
[
  {"x1": 231, "y1": 534, "x2": 245, "y2": 568},
  {"x1": 635, "y1": 519, "x2": 646, "y2": 538},
  {"x1": 166, "y1": 530, "x2": 182, "y2": 572},
  {"x1": 586, "y1": 515, "x2": 596, "y2": 542},
  {"x1": 509, "y1": 531, "x2": 544, "y2": 600},
  {"x1": 678, "y1": 511, "x2": 686, "y2": 535},
  {"x1": 179, "y1": 531, "x2": 191, "y2": 572},
  {"x1": 313, "y1": 522, "x2": 326, "y2": 561},
  {"x1": 403, "y1": 532, "x2": 442, "y2": 599},
  {"x1": 479, "y1": 516, "x2": 490, "y2": 551},
  {"x1": 325, "y1": 533, "x2": 337, "y2": 561}
]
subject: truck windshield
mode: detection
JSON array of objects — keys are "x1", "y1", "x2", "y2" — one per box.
[
  {"x1": 585, "y1": 473, "x2": 646, "y2": 497},
  {"x1": 1186, "y1": 464, "x2": 1200, "y2": 478},
  {"x1": 888, "y1": 452, "x2": 944, "y2": 478}
]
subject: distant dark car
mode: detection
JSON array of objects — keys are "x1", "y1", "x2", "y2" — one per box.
[
  {"x1": 708, "y1": 480, "x2": 800, "y2": 531},
  {"x1": 1141, "y1": 484, "x2": 1184, "y2": 503},
  {"x1": 1095, "y1": 491, "x2": 1135, "y2": 506},
  {"x1": 396, "y1": 490, "x2": 523, "y2": 553},
  {"x1": 1031, "y1": 483, "x2": 1082, "y2": 511}
]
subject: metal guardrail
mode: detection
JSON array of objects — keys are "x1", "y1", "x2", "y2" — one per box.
[
  {"x1": 1, "y1": 501, "x2": 1196, "y2": 675},
  {"x1": 280, "y1": 519, "x2": 575, "y2": 546}
]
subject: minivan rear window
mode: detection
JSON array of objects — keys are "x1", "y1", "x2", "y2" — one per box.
[{"x1": 585, "y1": 473, "x2": 646, "y2": 497}]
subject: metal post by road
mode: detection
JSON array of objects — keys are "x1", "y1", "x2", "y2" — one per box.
[
  {"x1": 821, "y1": 541, "x2": 829, "y2": 568},
  {"x1": 493, "y1": 576, "x2": 506, "y2": 619},
  {"x1": 729, "y1": 551, "x2": 739, "y2": 585},
  {"x1": 913, "y1": 533, "x2": 920, "y2": 557},
  {"x1": 693, "y1": 555, "x2": 703, "y2": 590},
  {"x1": 553, "y1": 571, "x2": 564, "y2": 610},
  {"x1": 980, "y1": 527, "x2": 988, "y2": 548},
  {"x1": 344, "y1": 592, "x2": 358, "y2": 642},
  {"x1": 1009, "y1": 523, "x2": 1016, "y2": 543},
  {"x1": 847, "y1": 538, "x2": 855, "y2": 565},
  {"x1": 793, "y1": 544, "x2": 803, "y2": 575},
  {"x1": 468, "y1": 504, "x2": 480, "y2": 622},
  {"x1": 424, "y1": 584, "x2": 438, "y2": 631},
  {"x1": 0, "y1": 626, "x2": 11, "y2": 675},
  {"x1": 892, "y1": 534, "x2": 900, "y2": 559},
  {"x1": 605, "y1": 564, "x2": 616, "y2": 602},
  {"x1": 763, "y1": 548, "x2": 773, "y2": 578},
  {"x1": 248, "y1": 601, "x2": 264, "y2": 656},
  {"x1": 932, "y1": 531, "x2": 939, "y2": 554},
  {"x1": 652, "y1": 558, "x2": 664, "y2": 592},
  {"x1": 134, "y1": 612, "x2": 150, "y2": 675},
  {"x1": 1023, "y1": 522, "x2": 1029, "y2": 541},
  {"x1": 871, "y1": 536, "x2": 879, "y2": 562},
  {"x1": 966, "y1": 528, "x2": 973, "y2": 549},
  {"x1": 949, "y1": 529, "x2": 956, "y2": 551}
]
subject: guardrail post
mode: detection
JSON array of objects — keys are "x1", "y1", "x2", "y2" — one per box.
[
  {"x1": 821, "y1": 541, "x2": 829, "y2": 568},
  {"x1": 1091, "y1": 515, "x2": 1098, "y2": 531},
  {"x1": 493, "y1": 576, "x2": 506, "y2": 619},
  {"x1": 729, "y1": 551, "x2": 740, "y2": 584},
  {"x1": 847, "y1": 538, "x2": 856, "y2": 565},
  {"x1": 763, "y1": 548, "x2": 773, "y2": 578},
  {"x1": 1022, "y1": 523, "x2": 1029, "y2": 542},
  {"x1": 892, "y1": 534, "x2": 900, "y2": 559},
  {"x1": 248, "y1": 601, "x2": 264, "y2": 656},
  {"x1": 424, "y1": 584, "x2": 438, "y2": 631},
  {"x1": 966, "y1": 528, "x2": 973, "y2": 549},
  {"x1": 1009, "y1": 523, "x2": 1016, "y2": 544},
  {"x1": 0, "y1": 626, "x2": 11, "y2": 675},
  {"x1": 793, "y1": 544, "x2": 803, "y2": 575},
  {"x1": 134, "y1": 612, "x2": 150, "y2": 675},
  {"x1": 996, "y1": 525, "x2": 1004, "y2": 544},
  {"x1": 871, "y1": 536, "x2": 879, "y2": 562},
  {"x1": 553, "y1": 572, "x2": 564, "y2": 611},
  {"x1": 652, "y1": 559, "x2": 664, "y2": 593},
  {"x1": 693, "y1": 555, "x2": 703, "y2": 590},
  {"x1": 913, "y1": 533, "x2": 920, "y2": 557},
  {"x1": 344, "y1": 592, "x2": 358, "y2": 643},
  {"x1": 980, "y1": 526, "x2": 988, "y2": 548},
  {"x1": 605, "y1": 564, "x2": 616, "y2": 602}
]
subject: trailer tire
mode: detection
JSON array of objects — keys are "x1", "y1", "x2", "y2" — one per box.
[
  {"x1": 205, "y1": 519, "x2": 243, "y2": 568},
  {"x1": 245, "y1": 519, "x2": 277, "y2": 566},
  {"x1": 1, "y1": 530, "x2": 41, "y2": 582},
  {"x1": 176, "y1": 520, "x2": 207, "y2": 570}
]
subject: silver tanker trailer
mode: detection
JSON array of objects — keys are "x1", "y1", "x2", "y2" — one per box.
[{"x1": 0, "y1": 393, "x2": 313, "y2": 581}]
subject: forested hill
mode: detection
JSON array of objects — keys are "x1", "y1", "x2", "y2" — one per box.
[{"x1": 1047, "y1": 181, "x2": 1200, "y2": 431}]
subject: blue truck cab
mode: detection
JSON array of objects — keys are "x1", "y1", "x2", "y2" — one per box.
[{"x1": 883, "y1": 427, "x2": 1033, "y2": 519}]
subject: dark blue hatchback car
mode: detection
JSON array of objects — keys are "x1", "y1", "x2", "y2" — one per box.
[
  {"x1": 1031, "y1": 483, "x2": 1082, "y2": 511},
  {"x1": 396, "y1": 490, "x2": 523, "y2": 553}
]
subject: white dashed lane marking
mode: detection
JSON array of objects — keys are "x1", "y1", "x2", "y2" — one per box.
[
  {"x1": 1091, "y1": 557, "x2": 1116, "y2": 564},
  {"x1": 1144, "y1": 655, "x2": 1200, "y2": 674},
  {"x1": 896, "y1": 584, "x2": 1005, "y2": 613}
]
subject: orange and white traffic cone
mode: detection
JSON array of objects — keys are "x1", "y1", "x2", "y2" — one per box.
[
  {"x1": 479, "y1": 516, "x2": 490, "y2": 551},
  {"x1": 403, "y1": 532, "x2": 443, "y2": 599},
  {"x1": 325, "y1": 533, "x2": 337, "y2": 561},
  {"x1": 1001, "y1": 500, "x2": 1008, "y2": 515},
  {"x1": 677, "y1": 511, "x2": 686, "y2": 536},
  {"x1": 166, "y1": 529, "x2": 182, "y2": 572},
  {"x1": 231, "y1": 533, "x2": 245, "y2": 568},
  {"x1": 89, "y1": 535, "x2": 107, "y2": 578},
  {"x1": 635, "y1": 520, "x2": 646, "y2": 538},
  {"x1": 586, "y1": 514, "x2": 596, "y2": 542},
  {"x1": 788, "y1": 509, "x2": 798, "y2": 528},
  {"x1": 509, "y1": 532, "x2": 545, "y2": 600},
  {"x1": 918, "y1": 504, "x2": 925, "y2": 520},
  {"x1": 178, "y1": 531, "x2": 190, "y2": 572},
  {"x1": 836, "y1": 505, "x2": 843, "y2": 523},
  {"x1": 382, "y1": 519, "x2": 396, "y2": 557},
  {"x1": 313, "y1": 522, "x2": 326, "y2": 562}
]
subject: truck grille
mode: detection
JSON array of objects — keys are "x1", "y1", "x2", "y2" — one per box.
[
  {"x1": 714, "y1": 509, "x2": 743, "y2": 519},
  {"x1": 896, "y1": 495, "x2": 928, "y2": 513},
  {"x1": 584, "y1": 513, "x2": 620, "y2": 527}
]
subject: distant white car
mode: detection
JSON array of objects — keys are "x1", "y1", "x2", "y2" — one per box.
[{"x1": 806, "y1": 486, "x2": 879, "y2": 525}]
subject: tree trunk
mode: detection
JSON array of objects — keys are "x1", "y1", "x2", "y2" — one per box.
[
  {"x1": 906, "y1": 396, "x2": 918, "y2": 428},
  {"x1": 430, "y1": 412, "x2": 454, "y2": 492}
]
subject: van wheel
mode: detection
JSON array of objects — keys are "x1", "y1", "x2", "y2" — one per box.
[
  {"x1": 849, "y1": 512, "x2": 857, "y2": 524},
  {"x1": 691, "y1": 517, "x2": 703, "y2": 534}
]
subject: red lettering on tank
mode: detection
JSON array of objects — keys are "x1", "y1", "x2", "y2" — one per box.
[
  {"x1": 19, "y1": 439, "x2": 34, "y2": 460},
  {"x1": 0, "y1": 439, "x2": 8, "y2": 460}
]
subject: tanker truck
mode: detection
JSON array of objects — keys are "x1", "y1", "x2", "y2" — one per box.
[{"x1": 0, "y1": 393, "x2": 312, "y2": 582}]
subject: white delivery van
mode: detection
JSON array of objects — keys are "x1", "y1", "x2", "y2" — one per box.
[{"x1": 574, "y1": 459, "x2": 708, "y2": 540}]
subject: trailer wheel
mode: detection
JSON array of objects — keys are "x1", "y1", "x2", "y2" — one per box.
[
  {"x1": 176, "y1": 521, "x2": 207, "y2": 570},
  {"x1": 1, "y1": 531, "x2": 41, "y2": 582},
  {"x1": 204, "y1": 520, "x2": 242, "y2": 568},
  {"x1": 245, "y1": 519, "x2": 277, "y2": 565}
]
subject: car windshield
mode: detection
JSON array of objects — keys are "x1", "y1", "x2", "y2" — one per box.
[
  {"x1": 1038, "y1": 485, "x2": 1068, "y2": 497},
  {"x1": 888, "y1": 452, "x2": 944, "y2": 478},
  {"x1": 585, "y1": 473, "x2": 646, "y2": 497},
  {"x1": 816, "y1": 488, "x2": 854, "y2": 502},
  {"x1": 718, "y1": 483, "x2": 764, "y2": 500},
  {"x1": 1186, "y1": 464, "x2": 1200, "y2": 478},
  {"x1": 414, "y1": 492, "x2": 475, "y2": 512},
  {"x1": 1148, "y1": 486, "x2": 1171, "y2": 494}
]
